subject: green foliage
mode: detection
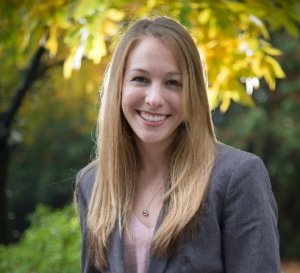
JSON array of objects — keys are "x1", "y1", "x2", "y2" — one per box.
[{"x1": 0, "y1": 205, "x2": 80, "y2": 273}]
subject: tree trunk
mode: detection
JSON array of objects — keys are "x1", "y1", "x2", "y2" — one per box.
[
  {"x1": 0, "y1": 141, "x2": 9, "y2": 244},
  {"x1": 0, "y1": 45, "x2": 46, "y2": 244}
]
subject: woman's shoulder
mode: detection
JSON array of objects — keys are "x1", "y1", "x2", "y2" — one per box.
[
  {"x1": 212, "y1": 142, "x2": 269, "y2": 189},
  {"x1": 75, "y1": 160, "x2": 98, "y2": 200},
  {"x1": 215, "y1": 141, "x2": 265, "y2": 171},
  {"x1": 207, "y1": 142, "x2": 275, "y2": 219}
]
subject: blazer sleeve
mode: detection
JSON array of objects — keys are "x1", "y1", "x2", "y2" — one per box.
[
  {"x1": 76, "y1": 171, "x2": 101, "y2": 273},
  {"x1": 221, "y1": 155, "x2": 280, "y2": 273}
]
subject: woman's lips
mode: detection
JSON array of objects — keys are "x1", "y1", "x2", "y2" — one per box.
[{"x1": 138, "y1": 111, "x2": 168, "y2": 122}]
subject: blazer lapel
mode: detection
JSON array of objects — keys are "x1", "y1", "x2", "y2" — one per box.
[
  {"x1": 106, "y1": 225, "x2": 124, "y2": 273},
  {"x1": 147, "y1": 206, "x2": 170, "y2": 273}
]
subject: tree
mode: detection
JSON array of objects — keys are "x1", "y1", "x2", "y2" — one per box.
[{"x1": 0, "y1": 0, "x2": 299, "y2": 244}]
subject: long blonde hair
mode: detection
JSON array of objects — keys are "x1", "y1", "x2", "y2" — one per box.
[{"x1": 87, "y1": 16, "x2": 216, "y2": 271}]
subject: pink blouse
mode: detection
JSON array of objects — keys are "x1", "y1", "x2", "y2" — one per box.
[{"x1": 123, "y1": 213, "x2": 155, "y2": 273}]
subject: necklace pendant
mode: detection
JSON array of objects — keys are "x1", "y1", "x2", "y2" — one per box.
[{"x1": 142, "y1": 209, "x2": 149, "y2": 217}]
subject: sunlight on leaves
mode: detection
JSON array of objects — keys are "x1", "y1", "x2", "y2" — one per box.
[
  {"x1": 2, "y1": 0, "x2": 299, "y2": 110},
  {"x1": 86, "y1": 34, "x2": 107, "y2": 64},
  {"x1": 107, "y1": 8, "x2": 125, "y2": 21},
  {"x1": 45, "y1": 26, "x2": 58, "y2": 58}
]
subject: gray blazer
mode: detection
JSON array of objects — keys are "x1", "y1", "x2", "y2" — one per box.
[{"x1": 76, "y1": 143, "x2": 280, "y2": 273}]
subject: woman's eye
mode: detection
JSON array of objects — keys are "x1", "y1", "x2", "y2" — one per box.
[
  {"x1": 166, "y1": 79, "x2": 182, "y2": 87},
  {"x1": 131, "y1": 76, "x2": 148, "y2": 83}
]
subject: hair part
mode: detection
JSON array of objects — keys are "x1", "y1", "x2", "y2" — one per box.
[{"x1": 86, "y1": 16, "x2": 216, "y2": 271}]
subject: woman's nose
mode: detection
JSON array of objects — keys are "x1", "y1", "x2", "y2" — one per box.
[{"x1": 145, "y1": 83, "x2": 164, "y2": 108}]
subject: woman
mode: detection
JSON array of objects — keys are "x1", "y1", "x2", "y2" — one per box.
[{"x1": 75, "y1": 16, "x2": 280, "y2": 273}]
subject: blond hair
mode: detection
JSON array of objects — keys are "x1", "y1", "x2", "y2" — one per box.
[{"x1": 87, "y1": 16, "x2": 216, "y2": 271}]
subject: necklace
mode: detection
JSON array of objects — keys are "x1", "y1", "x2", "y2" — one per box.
[{"x1": 142, "y1": 183, "x2": 165, "y2": 217}]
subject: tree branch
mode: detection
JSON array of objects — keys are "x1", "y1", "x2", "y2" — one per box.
[{"x1": 3, "y1": 45, "x2": 46, "y2": 130}]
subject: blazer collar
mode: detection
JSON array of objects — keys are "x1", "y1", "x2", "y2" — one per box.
[
  {"x1": 148, "y1": 205, "x2": 169, "y2": 273},
  {"x1": 106, "y1": 225, "x2": 124, "y2": 273}
]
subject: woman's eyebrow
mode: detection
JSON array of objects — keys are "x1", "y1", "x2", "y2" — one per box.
[
  {"x1": 128, "y1": 68, "x2": 148, "y2": 73},
  {"x1": 129, "y1": 68, "x2": 181, "y2": 76}
]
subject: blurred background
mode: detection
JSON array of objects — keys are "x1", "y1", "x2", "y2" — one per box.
[{"x1": 0, "y1": 0, "x2": 299, "y2": 272}]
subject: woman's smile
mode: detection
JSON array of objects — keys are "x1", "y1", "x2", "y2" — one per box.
[{"x1": 138, "y1": 111, "x2": 168, "y2": 123}]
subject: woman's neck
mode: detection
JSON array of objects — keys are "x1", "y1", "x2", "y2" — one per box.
[
  {"x1": 133, "y1": 142, "x2": 169, "y2": 227},
  {"x1": 135, "y1": 141, "x2": 170, "y2": 184}
]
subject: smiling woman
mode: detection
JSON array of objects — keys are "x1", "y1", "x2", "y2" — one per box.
[{"x1": 75, "y1": 16, "x2": 280, "y2": 273}]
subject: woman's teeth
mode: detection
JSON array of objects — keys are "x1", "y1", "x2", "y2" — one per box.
[{"x1": 140, "y1": 111, "x2": 167, "y2": 122}]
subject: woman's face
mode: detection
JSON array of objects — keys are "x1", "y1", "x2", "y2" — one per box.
[{"x1": 121, "y1": 37, "x2": 184, "y2": 148}]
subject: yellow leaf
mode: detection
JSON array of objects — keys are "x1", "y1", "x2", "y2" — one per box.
[
  {"x1": 208, "y1": 18, "x2": 217, "y2": 39},
  {"x1": 21, "y1": 32, "x2": 31, "y2": 51},
  {"x1": 226, "y1": 2, "x2": 245, "y2": 13},
  {"x1": 262, "y1": 66, "x2": 275, "y2": 90},
  {"x1": 107, "y1": 8, "x2": 125, "y2": 21},
  {"x1": 216, "y1": 68, "x2": 230, "y2": 84},
  {"x1": 45, "y1": 26, "x2": 58, "y2": 57},
  {"x1": 198, "y1": 8, "x2": 211, "y2": 25},
  {"x1": 260, "y1": 55, "x2": 285, "y2": 90},
  {"x1": 87, "y1": 35, "x2": 107, "y2": 64},
  {"x1": 259, "y1": 24, "x2": 270, "y2": 40},
  {"x1": 207, "y1": 88, "x2": 219, "y2": 110},
  {"x1": 263, "y1": 46, "x2": 282, "y2": 56},
  {"x1": 103, "y1": 20, "x2": 118, "y2": 36},
  {"x1": 63, "y1": 56, "x2": 73, "y2": 79},
  {"x1": 220, "y1": 96, "x2": 231, "y2": 112},
  {"x1": 146, "y1": 0, "x2": 156, "y2": 9},
  {"x1": 265, "y1": 56, "x2": 286, "y2": 78},
  {"x1": 249, "y1": 15, "x2": 269, "y2": 39},
  {"x1": 251, "y1": 54, "x2": 263, "y2": 77}
]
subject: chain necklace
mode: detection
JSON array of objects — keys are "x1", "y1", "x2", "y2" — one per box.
[{"x1": 142, "y1": 183, "x2": 165, "y2": 217}]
